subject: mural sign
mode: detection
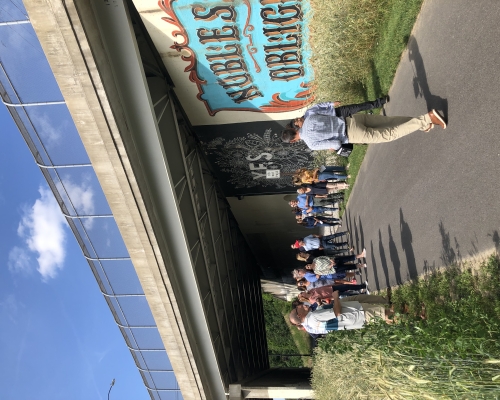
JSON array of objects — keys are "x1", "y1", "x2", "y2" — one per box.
[
  {"x1": 195, "y1": 121, "x2": 314, "y2": 196},
  {"x1": 158, "y1": 0, "x2": 314, "y2": 116},
  {"x1": 135, "y1": 0, "x2": 316, "y2": 195}
]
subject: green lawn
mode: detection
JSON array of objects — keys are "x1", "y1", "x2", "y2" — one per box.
[
  {"x1": 262, "y1": 293, "x2": 312, "y2": 367},
  {"x1": 309, "y1": 0, "x2": 424, "y2": 211},
  {"x1": 312, "y1": 255, "x2": 500, "y2": 399}
]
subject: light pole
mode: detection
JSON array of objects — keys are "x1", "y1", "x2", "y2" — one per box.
[{"x1": 108, "y1": 379, "x2": 115, "y2": 400}]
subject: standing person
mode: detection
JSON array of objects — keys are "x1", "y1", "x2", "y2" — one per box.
[
  {"x1": 289, "y1": 291, "x2": 393, "y2": 334},
  {"x1": 298, "y1": 281, "x2": 370, "y2": 305},
  {"x1": 281, "y1": 102, "x2": 447, "y2": 150},
  {"x1": 296, "y1": 250, "x2": 324, "y2": 263},
  {"x1": 296, "y1": 271, "x2": 357, "y2": 288},
  {"x1": 294, "y1": 270, "x2": 357, "y2": 286},
  {"x1": 299, "y1": 216, "x2": 342, "y2": 229},
  {"x1": 293, "y1": 167, "x2": 348, "y2": 185},
  {"x1": 291, "y1": 233, "x2": 349, "y2": 252},
  {"x1": 297, "y1": 98, "x2": 388, "y2": 122},
  {"x1": 297, "y1": 181, "x2": 349, "y2": 196},
  {"x1": 308, "y1": 250, "x2": 367, "y2": 276},
  {"x1": 290, "y1": 194, "x2": 337, "y2": 210}
]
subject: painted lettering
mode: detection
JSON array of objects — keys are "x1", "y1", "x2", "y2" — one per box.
[
  {"x1": 192, "y1": 6, "x2": 236, "y2": 22},
  {"x1": 197, "y1": 26, "x2": 240, "y2": 44},
  {"x1": 263, "y1": 25, "x2": 300, "y2": 38},
  {"x1": 218, "y1": 73, "x2": 253, "y2": 90},
  {"x1": 265, "y1": 51, "x2": 300, "y2": 68},
  {"x1": 260, "y1": 5, "x2": 302, "y2": 26},
  {"x1": 210, "y1": 59, "x2": 246, "y2": 76},
  {"x1": 264, "y1": 34, "x2": 301, "y2": 53},
  {"x1": 206, "y1": 44, "x2": 243, "y2": 61},
  {"x1": 269, "y1": 67, "x2": 304, "y2": 81},
  {"x1": 227, "y1": 86, "x2": 264, "y2": 103}
]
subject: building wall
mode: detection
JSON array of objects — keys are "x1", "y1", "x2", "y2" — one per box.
[{"x1": 228, "y1": 194, "x2": 312, "y2": 274}]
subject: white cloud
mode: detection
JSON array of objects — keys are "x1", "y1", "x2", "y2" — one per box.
[
  {"x1": 57, "y1": 175, "x2": 95, "y2": 229},
  {"x1": 0, "y1": 294, "x2": 25, "y2": 324},
  {"x1": 7, "y1": 246, "x2": 32, "y2": 275},
  {"x1": 29, "y1": 110, "x2": 66, "y2": 146},
  {"x1": 17, "y1": 186, "x2": 67, "y2": 280}
]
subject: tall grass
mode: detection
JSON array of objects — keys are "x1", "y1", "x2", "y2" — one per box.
[
  {"x1": 312, "y1": 255, "x2": 500, "y2": 399},
  {"x1": 308, "y1": 0, "x2": 390, "y2": 103},
  {"x1": 308, "y1": 0, "x2": 424, "y2": 102},
  {"x1": 308, "y1": 0, "x2": 425, "y2": 209}
]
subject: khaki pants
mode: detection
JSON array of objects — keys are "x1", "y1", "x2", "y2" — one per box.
[
  {"x1": 361, "y1": 303, "x2": 386, "y2": 323},
  {"x1": 346, "y1": 294, "x2": 389, "y2": 304},
  {"x1": 346, "y1": 114, "x2": 431, "y2": 144}
]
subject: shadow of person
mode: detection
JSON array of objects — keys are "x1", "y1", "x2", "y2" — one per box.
[
  {"x1": 438, "y1": 221, "x2": 457, "y2": 265},
  {"x1": 358, "y1": 216, "x2": 365, "y2": 252},
  {"x1": 370, "y1": 240, "x2": 381, "y2": 290},
  {"x1": 400, "y1": 208, "x2": 419, "y2": 280},
  {"x1": 378, "y1": 229, "x2": 391, "y2": 288},
  {"x1": 489, "y1": 230, "x2": 500, "y2": 253},
  {"x1": 408, "y1": 35, "x2": 448, "y2": 118},
  {"x1": 388, "y1": 225, "x2": 402, "y2": 285},
  {"x1": 352, "y1": 215, "x2": 360, "y2": 251}
]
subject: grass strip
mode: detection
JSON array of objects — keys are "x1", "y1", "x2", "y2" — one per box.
[{"x1": 262, "y1": 293, "x2": 312, "y2": 367}]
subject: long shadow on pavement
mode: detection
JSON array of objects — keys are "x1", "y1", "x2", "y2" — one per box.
[
  {"x1": 408, "y1": 35, "x2": 448, "y2": 116},
  {"x1": 378, "y1": 230, "x2": 391, "y2": 289},
  {"x1": 439, "y1": 220, "x2": 462, "y2": 266},
  {"x1": 400, "y1": 208, "x2": 419, "y2": 280},
  {"x1": 388, "y1": 225, "x2": 403, "y2": 285},
  {"x1": 369, "y1": 240, "x2": 381, "y2": 290},
  {"x1": 345, "y1": 211, "x2": 361, "y2": 252},
  {"x1": 490, "y1": 230, "x2": 500, "y2": 253}
]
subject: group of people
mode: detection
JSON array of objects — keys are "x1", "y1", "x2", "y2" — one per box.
[
  {"x1": 283, "y1": 97, "x2": 447, "y2": 334},
  {"x1": 290, "y1": 165, "x2": 350, "y2": 228},
  {"x1": 287, "y1": 162, "x2": 381, "y2": 334},
  {"x1": 289, "y1": 232, "x2": 399, "y2": 334}
]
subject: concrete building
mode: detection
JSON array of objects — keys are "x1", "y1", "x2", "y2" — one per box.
[{"x1": 1, "y1": 0, "x2": 315, "y2": 398}]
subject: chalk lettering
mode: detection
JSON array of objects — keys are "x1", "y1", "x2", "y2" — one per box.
[
  {"x1": 246, "y1": 153, "x2": 273, "y2": 161},
  {"x1": 251, "y1": 171, "x2": 267, "y2": 179},
  {"x1": 249, "y1": 163, "x2": 267, "y2": 170}
]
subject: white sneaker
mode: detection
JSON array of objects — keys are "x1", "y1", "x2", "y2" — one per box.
[{"x1": 364, "y1": 280, "x2": 370, "y2": 295}]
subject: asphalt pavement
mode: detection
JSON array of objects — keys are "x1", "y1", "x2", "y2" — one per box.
[{"x1": 343, "y1": 0, "x2": 500, "y2": 290}]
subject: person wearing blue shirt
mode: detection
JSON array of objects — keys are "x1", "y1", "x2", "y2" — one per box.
[
  {"x1": 281, "y1": 101, "x2": 447, "y2": 151},
  {"x1": 291, "y1": 233, "x2": 349, "y2": 252}
]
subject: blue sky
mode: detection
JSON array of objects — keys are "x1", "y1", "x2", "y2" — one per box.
[
  {"x1": 0, "y1": 1, "x2": 152, "y2": 398},
  {"x1": 0, "y1": 89, "x2": 151, "y2": 400}
]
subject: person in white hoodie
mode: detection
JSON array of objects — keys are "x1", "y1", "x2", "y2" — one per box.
[{"x1": 289, "y1": 291, "x2": 393, "y2": 334}]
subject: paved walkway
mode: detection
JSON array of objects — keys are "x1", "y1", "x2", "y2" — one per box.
[{"x1": 342, "y1": 0, "x2": 500, "y2": 290}]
